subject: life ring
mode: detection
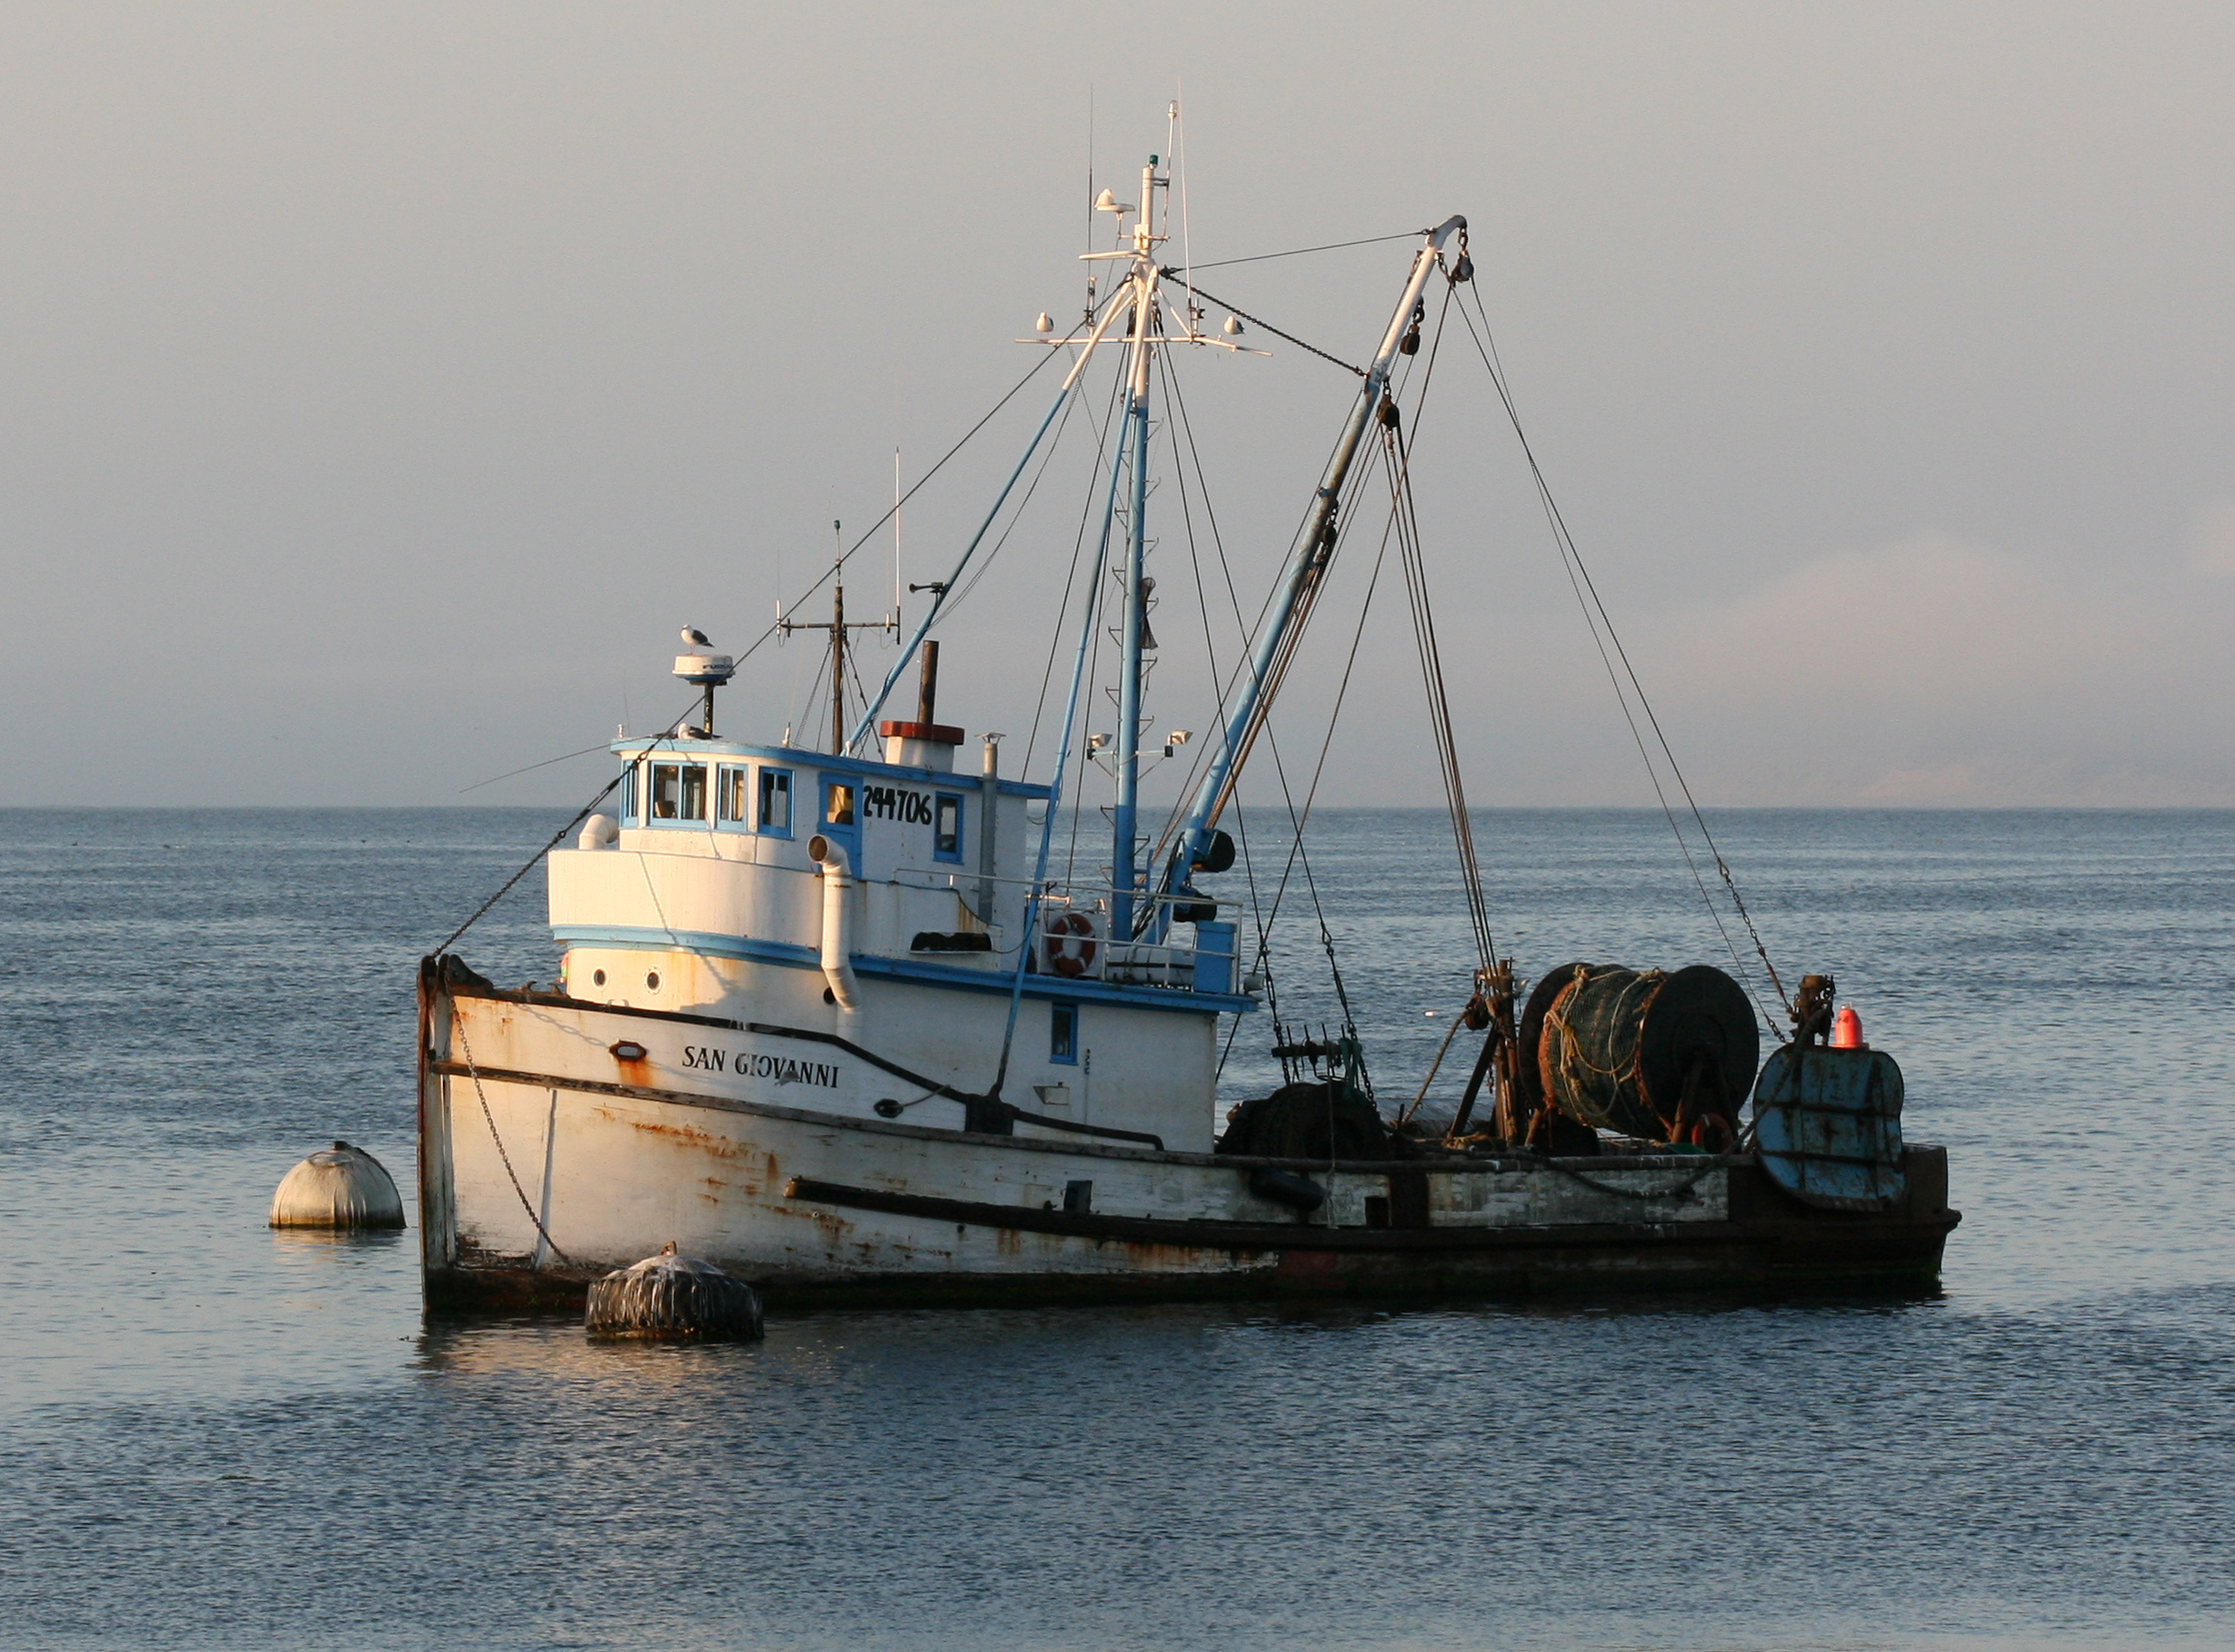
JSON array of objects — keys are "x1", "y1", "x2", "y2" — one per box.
[
  {"x1": 1046, "y1": 910, "x2": 1098, "y2": 978},
  {"x1": 1688, "y1": 1111, "x2": 1736, "y2": 1154}
]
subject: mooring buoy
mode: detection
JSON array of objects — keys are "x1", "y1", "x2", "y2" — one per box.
[
  {"x1": 269, "y1": 1140, "x2": 406, "y2": 1229},
  {"x1": 586, "y1": 1241, "x2": 764, "y2": 1341}
]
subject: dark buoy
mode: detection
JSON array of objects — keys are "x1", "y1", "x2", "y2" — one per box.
[
  {"x1": 270, "y1": 1140, "x2": 406, "y2": 1229},
  {"x1": 586, "y1": 1242, "x2": 764, "y2": 1341}
]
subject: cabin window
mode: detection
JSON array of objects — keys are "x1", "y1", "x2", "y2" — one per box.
[
  {"x1": 934, "y1": 794, "x2": 963, "y2": 861},
  {"x1": 759, "y1": 768, "x2": 793, "y2": 834},
  {"x1": 717, "y1": 765, "x2": 750, "y2": 826},
  {"x1": 1050, "y1": 1002, "x2": 1078, "y2": 1064},
  {"x1": 825, "y1": 782, "x2": 855, "y2": 826},
  {"x1": 621, "y1": 762, "x2": 639, "y2": 825},
  {"x1": 651, "y1": 763, "x2": 707, "y2": 822}
]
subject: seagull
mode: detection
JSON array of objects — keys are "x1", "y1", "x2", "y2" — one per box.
[{"x1": 681, "y1": 626, "x2": 711, "y2": 650}]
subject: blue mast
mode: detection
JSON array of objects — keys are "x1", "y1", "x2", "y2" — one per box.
[{"x1": 1110, "y1": 156, "x2": 1163, "y2": 940}]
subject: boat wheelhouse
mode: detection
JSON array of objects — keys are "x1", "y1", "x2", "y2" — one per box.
[{"x1": 549, "y1": 714, "x2": 1250, "y2": 1156}]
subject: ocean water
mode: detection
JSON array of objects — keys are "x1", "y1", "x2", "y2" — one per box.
[{"x1": 1, "y1": 807, "x2": 2229, "y2": 1651}]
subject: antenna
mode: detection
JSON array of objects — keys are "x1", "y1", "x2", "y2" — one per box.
[
  {"x1": 1173, "y1": 88, "x2": 1195, "y2": 333},
  {"x1": 1084, "y1": 87, "x2": 1098, "y2": 322},
  {"x1": 893, "y1": 445, "x2": 903, "y2": 627},
  {"x1": 778, "y1": 519, "x2": 895, "y2": 755}
]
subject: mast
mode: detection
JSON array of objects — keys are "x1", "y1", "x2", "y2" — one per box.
[
  {"x1": 779, "y1": 521, "x2": 894, "y2": 755},
  {"x1": 830, "y1": 577, "x2": 846, "y2": 754},
  {"x1": 1151, "y1": 215, "x2": 1468, "y2": 938},
  {"x1": 1111, "y1": 155, "x2": 1163, "y2": 939}
]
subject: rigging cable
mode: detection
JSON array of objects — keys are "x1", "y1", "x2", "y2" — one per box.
[
  {"x1": 1448, "y1": 284, "x2": 1791, "y2": 1020},
  {"x1": 1381, "y1": 282, "x2": 1497, "y2": 977},
  {"x1": 1154, "y1": 336, "x2": 1388, "y2": 1089},
  {"x1": 734, "y1": 290, "x2": 1121, "y2": 677},
  {"x1": 1149, "y1": 349, "x2": 1288, "y2": 1086},
  {"x1": 430, "y1": 694, "x2": 703, "y2": 953},
  {"x1": 1024, "y1": 352, "x2": 1132, "y2": 775},
  {"x1": 1181, "y1": 231, "x2": 1422, "y2": 271},
  {"x1": 1156, "y1": 270, "x2": 1365, "y2": 377}
]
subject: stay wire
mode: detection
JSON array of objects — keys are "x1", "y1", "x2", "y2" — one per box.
[
  {"x1": 939, "y1": 370, "x2": 1087, "y2": 622},
  {"x1": 458, "y1": 741, "x2": 613, "y2": 795},
  {"x1": 1025, "y1": 364, "x2": 1131, "y2": 774},
  {"x1": 433, "y1": 694, "x2": 705, "y2": 954},
  {"x1": 1157, "y1": 338, "x2": 1368, "y2": 1078},
  {"x1": 1146, "y1": 350, "x2": 1283, "y2": 1087},
  {"x1": 1147, "y1": 300, "x2": 1406, "y2": 1085},
  {"x1": 1157, "y1": 270, "x2": 1365, "y2": 377},
  {"x1": 1260, "y1": 457, "x2": 1395, "y2": 1093},
  {"x1": 1381, "y1": 283, "x2": 1497, "y2": 980},
  {"x1": 734, "y1": 293, "x2": 1120, "y2": 677},
  {"x1": 1450, "y1": 284, "x2": 1789, "y2": 1020},
  {"x1": 1181, "y1": 232, "x2": 1422, "y2": 272}
]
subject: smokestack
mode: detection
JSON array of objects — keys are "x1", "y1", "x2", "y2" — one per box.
[{"x1": 917, "y1": 640, "x2": 941, "y2": 726}]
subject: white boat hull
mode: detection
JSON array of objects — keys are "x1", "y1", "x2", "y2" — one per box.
[{"x1": 418, "y1": 966, "x2": 1959, "y2": 1308}]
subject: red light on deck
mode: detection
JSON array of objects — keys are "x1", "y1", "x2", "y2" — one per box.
[{"x1": 1829, "y1": 1006, "x2": 1866, "y2": 1049}]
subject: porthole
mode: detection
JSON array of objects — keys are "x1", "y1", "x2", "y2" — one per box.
[
  {"x1": 647, "y1": 970, "x2": 661, "y2": 990},
  {"x1": 593, "y1": 968, "x2": 607, "y2": 986}
]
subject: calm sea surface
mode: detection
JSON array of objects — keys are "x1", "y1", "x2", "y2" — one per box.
[{"x1": 1, "y1": 808, "x2": 2229, "y2": 1651}]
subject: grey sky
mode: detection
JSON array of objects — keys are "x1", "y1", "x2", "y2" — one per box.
[{"x1": 5, "y1": 2, "x2": 2231, "y2": 808}]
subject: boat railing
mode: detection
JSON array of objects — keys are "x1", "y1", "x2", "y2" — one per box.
[{"x1": 890, "y1": 868, "x2": 1243, "y2": 996}]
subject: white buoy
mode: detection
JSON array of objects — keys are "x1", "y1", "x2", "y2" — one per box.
[
  {"x1": 269, "y1": 1140, "x2": 406, "y2": 1229},
  {"x1": 586, "y1": 1242, "x2": 764, "y2": 1341}
]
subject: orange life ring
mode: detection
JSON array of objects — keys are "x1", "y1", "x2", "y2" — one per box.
[
  {"x1": 1046, "y1": 910, "x2": 1098, "y2": 977},
  {"x1": 1688, "y1": 1111, "x2": 1736, "y2": 1153}
]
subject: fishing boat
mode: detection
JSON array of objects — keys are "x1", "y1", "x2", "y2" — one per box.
[{"x1": 417, "y1": 148, "x2": 1957, "y2": 1309}]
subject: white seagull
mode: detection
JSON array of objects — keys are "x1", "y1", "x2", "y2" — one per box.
[{"x1": 681, "y1": 626, "x2": 712, "y2": 650}]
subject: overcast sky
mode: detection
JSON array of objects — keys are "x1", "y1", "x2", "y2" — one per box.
[{"x1": 5, "y1": 2, "x2": 2232, "y2": 809}]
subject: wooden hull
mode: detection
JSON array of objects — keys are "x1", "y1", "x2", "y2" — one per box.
[{"x1": 419, "y1": 977, "x2": 1959, "y2": 1311}]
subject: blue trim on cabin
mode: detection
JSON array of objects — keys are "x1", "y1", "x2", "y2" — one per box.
[
  {"x1": 610, "y1": 738, "x2": 1053, "y2": 800},
  {"x1": 550, "y1": 924, "x2": 1255, "y2": 1016},
  {"x1": 556, "y1": 925, "x2": 820, "y2": 969}
]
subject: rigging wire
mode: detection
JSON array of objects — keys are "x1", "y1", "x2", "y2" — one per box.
[
  {"x1": 1246, "y1": 443, "x2": 1398, "y2": 1096},
  {"x1": 930, "y1": 372, "x2": 1087, "y2": 626},
  {"x1": 457, "y1": 740, "x2": 618, "y2": 795},
  {"x1": 1181, "y1": 232, "x2": 1422, "y2": 272},
  {"x1": 1024, "y1": 365, "x2": 1131, "y2": 774},
  {"x1": 1152, "y1": 341, "x2": 1367, "y2": 1079},
  {"x1": 1147, "y1": 346, "x2": 1293, "y2": 1088},
  {"x1": 731, "y1": 293, "x2": 1120, "y2": 679},
  {"x1": 1157, "y1": 354, "x2": 1276, "y2": 1082},
  {"x1": 1448, "y1": 283, "x2": 1791, "y2": 1020},
  {"x1": 1157, "y1": 270, "x2": 1366, "y2": 377},
  {"x1": 1145, "y1": 349, "x2": 1324, "y2": 864},
  {"x1": 1381, "y1": 283, "x2": 1497, "y2": 977},
  {"x1": 430, "y1": 693, "x2": 702, "y2": 953}
]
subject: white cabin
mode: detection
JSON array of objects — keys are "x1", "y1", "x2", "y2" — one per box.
[{"x1": 547, "y1": 725, "x2": 1255, "y2": 1152}]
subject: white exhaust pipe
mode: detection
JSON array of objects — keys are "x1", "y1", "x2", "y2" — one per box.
[{"x1": 807, "y1": 833, "x2": 862, "y2": 1012}]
